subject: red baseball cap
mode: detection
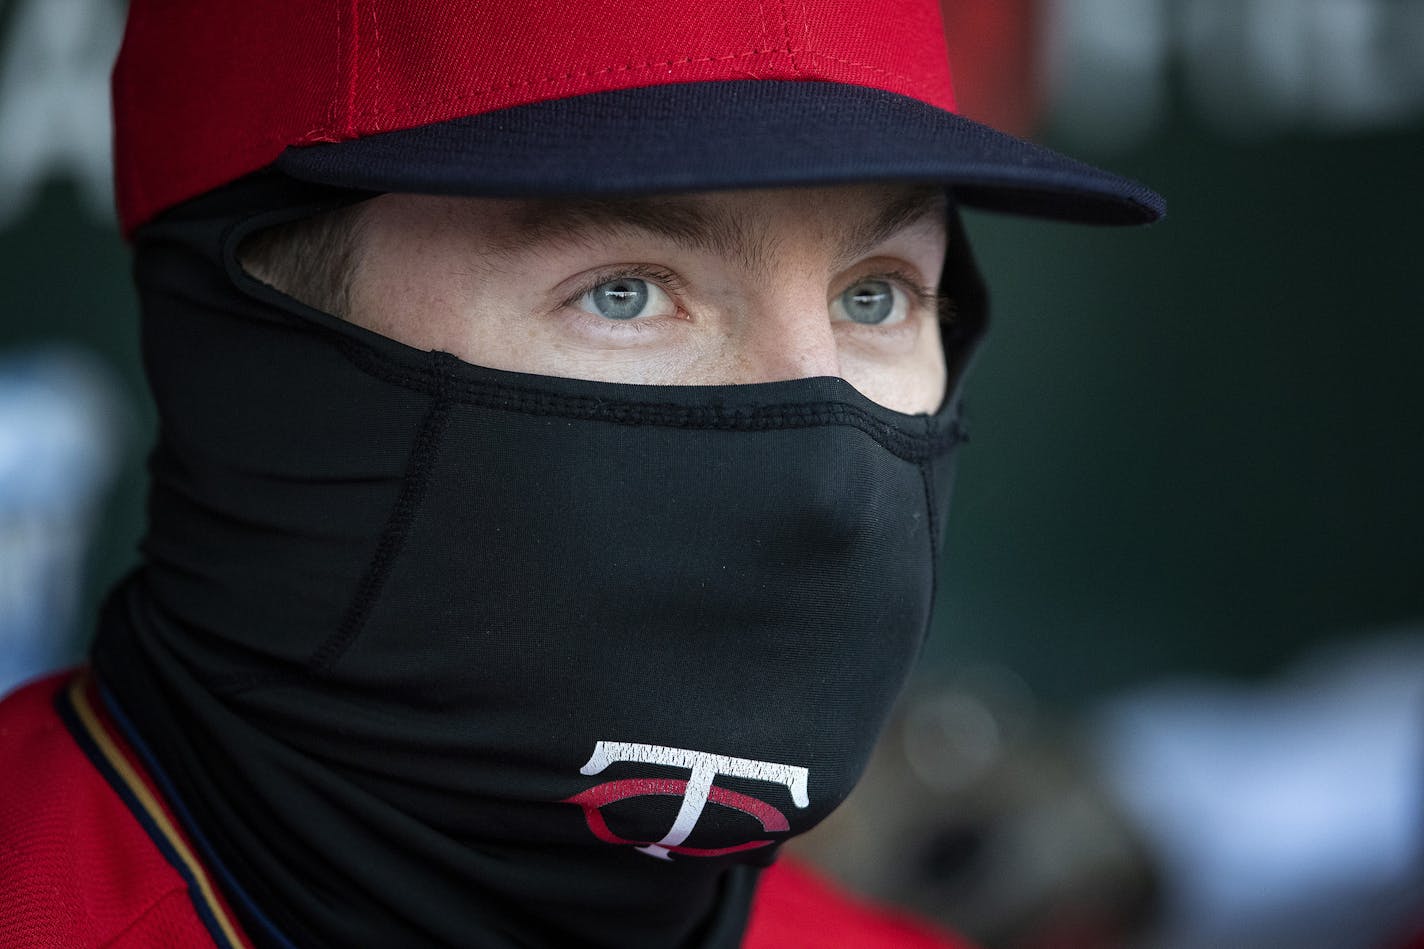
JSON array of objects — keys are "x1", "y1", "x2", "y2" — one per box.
[{"x1": 112, "y1": 0, "x2": 1164, "y2": 238}]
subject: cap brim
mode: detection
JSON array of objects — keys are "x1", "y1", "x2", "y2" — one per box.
[{"x1": 277, "y1": 80, "x2": 1163, "y2": 226}]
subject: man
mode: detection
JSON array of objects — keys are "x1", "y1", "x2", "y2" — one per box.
[{"x1": 0, "y1": 1, "x2": 1162, "y2": 946}]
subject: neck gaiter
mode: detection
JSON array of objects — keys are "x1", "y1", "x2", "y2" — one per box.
[{"x1": 91, "y1": 173, "x2": 987, "y2": 948}]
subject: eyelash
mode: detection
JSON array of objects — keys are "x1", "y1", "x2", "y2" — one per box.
[
  {"x1": 864, "y1": 267, "x2": 953, "y2": 323},
  {"x1": 560, "y1": 264, "x2": 688, "y2": 315},
  {"x1": 559, "y1": 264, "x2": 951, "y2": 325}
]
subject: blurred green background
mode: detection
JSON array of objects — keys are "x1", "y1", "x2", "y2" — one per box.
[
  {"x1": 2, "y1": 0, "x2": 1421, "y2": 707},
  {"x1": 934, "y1": 115, "x2": 1424, "y2": 702}
]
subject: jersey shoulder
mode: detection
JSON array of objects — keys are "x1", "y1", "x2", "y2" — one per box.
[
  {"x1": 0, "y1": 671, "x2": 235, "y2": 948},
  {"x1": 746, "y1": 857, "x2": 976, "y2": 949}
]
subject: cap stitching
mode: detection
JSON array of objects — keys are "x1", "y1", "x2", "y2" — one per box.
[
  {"x1": 796, "y1": 50, "x2": 921, "y2": 87},
  {"x1": 348, "y1": 47, "x2": 783, "y2": 122},
  {"x1": 355, "y1": 46, "x2": 949, "y2": 125},
  {"x1": 370, "y1": 2, "x2": 383, "y2": 130},
  {"x1": 799, "y1": 0, "x2": 813, "y2": 69},
  {"x1": 345, "y1": 0, "x2": 360, "y2": 138},
  {"x1": 160, "y1": 55, "x2": 922, "y2": 156},
  {"x1": 341, "y1": 47, "x2": 923, "y2": 125},
  {"x1": 775, "y1": 0, "x2": 799, "y2": 73},
  {"x1": 329, "y1": 2, "x2": 342, "y2": 135},
  {"x1": 147, "y1": 57, "x2": 922, "y2": 154}
]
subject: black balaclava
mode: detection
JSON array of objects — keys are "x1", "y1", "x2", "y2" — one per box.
[{"x1": 91, "y1": 172, "x2": 987, "y2": 948}]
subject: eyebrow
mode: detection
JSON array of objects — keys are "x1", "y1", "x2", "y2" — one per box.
[{"x1": 495, "y1": 185, "x2": 947, "y2": 274}]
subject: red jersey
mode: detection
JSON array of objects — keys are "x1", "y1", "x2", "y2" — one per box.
[{"x1": 0, "y1": 671, "x2": 970, "y2": 948}]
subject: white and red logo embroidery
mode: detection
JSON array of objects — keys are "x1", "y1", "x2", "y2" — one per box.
[{"x1": 564, "y1": 741, "x2": 810, "y2": 860}]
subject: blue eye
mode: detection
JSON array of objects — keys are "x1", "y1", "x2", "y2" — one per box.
[
  {"x1": 589, "y1": 278, "x2": 651, "y2": 320},
  {"x1": 839, "y1": 280, "x2": 896, "y2": 324},
  {"x1": 572, "y1": 273, "x2": 678, "y2": 324}
]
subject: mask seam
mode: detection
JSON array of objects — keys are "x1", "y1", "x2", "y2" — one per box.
[
  {"x1": 919, "y1": 416, "x2": 941, "y2": 619},
  {"x1": 305, "y1": 351, "x2": 454, "y2": 675},
  {"x1": 336, "y1": 346, "x2": 960, "y2": 464}
]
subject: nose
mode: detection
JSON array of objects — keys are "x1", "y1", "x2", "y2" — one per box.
[{"x1": 731, "y1": 291, "x2": 841, "y2": 384}]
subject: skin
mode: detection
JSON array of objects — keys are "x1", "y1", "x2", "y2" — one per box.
[{"x1": 344, "y1": 183, "x2": 951, "y2": 414}]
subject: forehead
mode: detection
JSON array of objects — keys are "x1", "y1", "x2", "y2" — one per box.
[{"x1": 363, "y1": 183, "x2": 948, "y2": 274}]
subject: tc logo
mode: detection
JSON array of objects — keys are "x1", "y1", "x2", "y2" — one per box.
[{"x1": 564, "y1": 741, "x2": 810, "y2": 860}]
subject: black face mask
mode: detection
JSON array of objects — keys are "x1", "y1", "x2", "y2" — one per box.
[{"x1": 92, "y1": 173, "x2": 986, "y2": 948}]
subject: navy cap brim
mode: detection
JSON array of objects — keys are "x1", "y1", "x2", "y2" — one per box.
[{"x1": 277, "y1": 80, "x2": 1164, "y2": 226}]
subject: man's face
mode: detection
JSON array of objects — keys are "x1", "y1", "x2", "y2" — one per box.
[{"x1": 347, "y1": 183, "x2": 950, "y2": 414}]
